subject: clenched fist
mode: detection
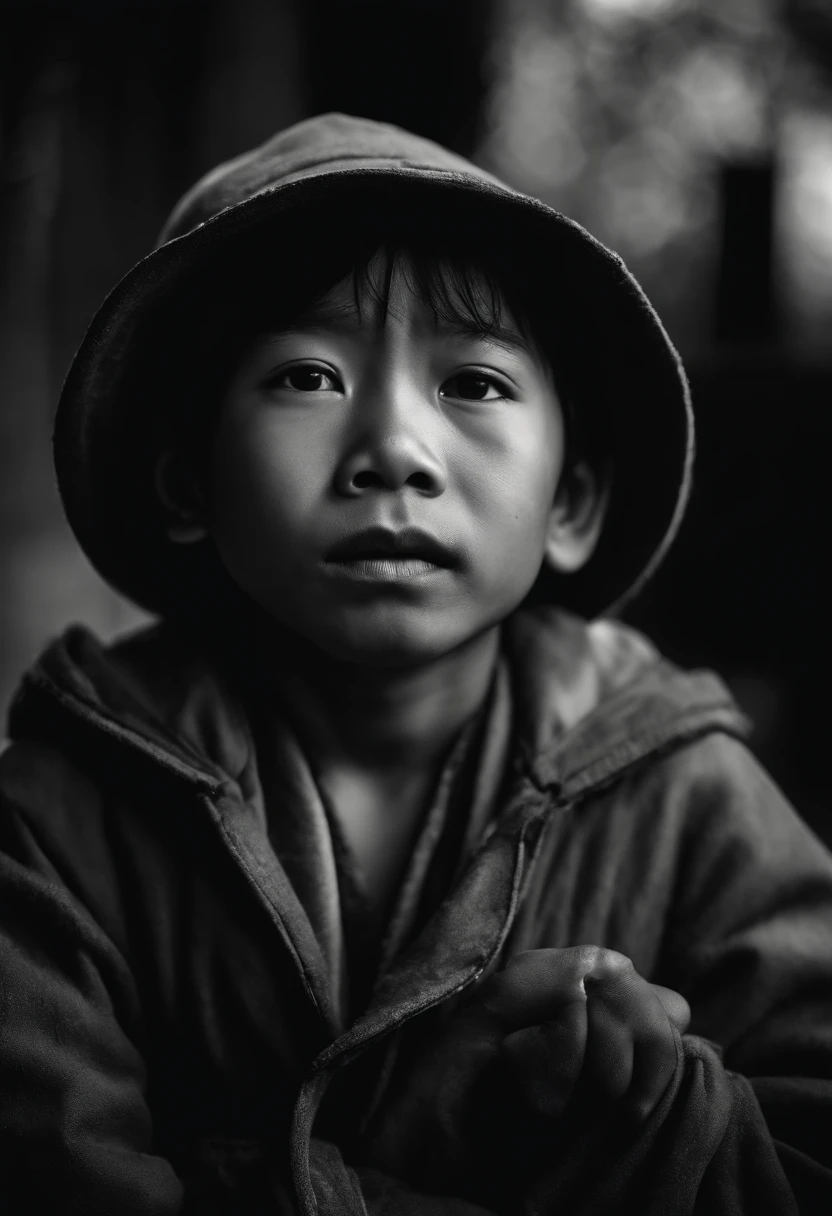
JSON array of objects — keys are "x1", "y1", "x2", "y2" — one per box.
[
  {"x1": 359, "y1": 945, "x2": 690, "y2": 1201},
  {"x1": 475, "y1": 946, "x2": 691, "y2": 1125}
]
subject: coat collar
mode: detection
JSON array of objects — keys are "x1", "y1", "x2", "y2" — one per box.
[
  {"x1": 7, "y1": 605, "x2": 748, "y2": 805},
  {"x1": 502, "y1": 607, "x2": 748, "y2": 796}
]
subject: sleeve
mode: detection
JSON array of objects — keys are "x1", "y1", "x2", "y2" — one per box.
[
  {"x1": 0, "y1": 765, "x2": 495, "y2": 1216},
  {"x1": 0, "y1": 805, "x2": 186, "y2": 1213},
  {"x1": 526, "y1": 734, "x2": 832, "y2": 1216}
]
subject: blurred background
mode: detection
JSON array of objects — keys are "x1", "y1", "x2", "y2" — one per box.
[{"x1": 1, "y1": 0, "x2": 830, "y2": 838}]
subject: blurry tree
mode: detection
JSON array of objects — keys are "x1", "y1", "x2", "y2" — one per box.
[
  {"x1": 784, "y1": 0, "x2": 832, "y2": 83},
  {"x1": 478, "y1": 0, "x2": 832, "y2": 351}
]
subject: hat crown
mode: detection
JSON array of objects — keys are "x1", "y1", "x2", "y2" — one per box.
[{"x1": 159, "y1": 112, "x2": 501, "y2": 246}]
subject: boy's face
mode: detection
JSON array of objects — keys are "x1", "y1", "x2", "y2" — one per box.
[{"x1": 204, "y1": 257, "x2": 572, "y2": 666}]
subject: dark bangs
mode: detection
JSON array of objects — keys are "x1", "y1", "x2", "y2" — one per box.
[
  {"x1": 223, "y1": 223, "x2": 544, "y2": 355},
  {"x1": 346, "y1": 242, "x2": 536, "y2": 351}
]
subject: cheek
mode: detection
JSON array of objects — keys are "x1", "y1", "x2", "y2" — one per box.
[
  {"x1": 459, "y1": 404, "x2": 565, "y2": 547},
  {"x1": 207, "y1": 411, "x2": 329, "y2": 568}
]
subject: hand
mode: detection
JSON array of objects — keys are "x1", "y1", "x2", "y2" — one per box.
[
  {"x1": 473, "y1": 946, "x2": 691, "y2": 1126},
  {"x1": 359, "y1": 945, "x2": 690, "y2": 1201}
]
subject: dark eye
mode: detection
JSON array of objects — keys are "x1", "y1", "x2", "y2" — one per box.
[
  {"x1": 271, "y1": 365, "x2": 340, "y2": 392},
  {"x1": 441, "y1": 372, "x2": 506, "y2": 401}
]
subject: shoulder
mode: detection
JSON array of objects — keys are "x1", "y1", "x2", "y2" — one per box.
[
  {"x1": 5, "y1": 618, "x2": 244, "y2": 787},
  {"x1": 643, "y1": 730, "x2": 832, "y2": 885},
  {"x1": 0, "y1": 734, "x2": 106, "y2": 831},
  {"x1": 0, "y1": 621, "x2": 155, "y2": 833},
  {"x1": 531, "y1": 614, "x2": 830, "y2": 872},
  {"x1": 0, "y1": 734, "x2": 123, "y2": 895},
  {"x1": 577, "y1": 715, "x2": 817, "y2": 854},
  {"x1": 0, "y1": 620, "x2": 202, "y2": 888},
  {"x1": 562, "y1": 731, "x2": 832, "y2": 961},
  {"x1": 519, "y1": 611, "x2": 751, "y2": 798},
  {"x1": 580, "y1": 730, "x2": 832, "y2": 942}
]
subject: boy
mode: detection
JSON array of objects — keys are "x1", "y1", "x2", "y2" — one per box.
[{"x1": 1, "y1": 112, "x2": 831, "y2": 1214}]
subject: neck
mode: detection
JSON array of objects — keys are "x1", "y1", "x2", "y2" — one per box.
[{"x1": 236, "y1": 621, "x2": 501, "y2": 776}]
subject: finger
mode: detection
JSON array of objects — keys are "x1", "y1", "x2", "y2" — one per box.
[
  {"x1": 620, "y1": 982, "x2": 682, "y2": 1124},
  {"x1": 624, "y1": 1015, "x2": 681, "y2": 1125},
  {"x1": 582, "y1": 971, "x2": 636, "y2": 1101},
  {"x1": 502, "y1": 998, "x2": 588, "y2": 1119},
  {"x1": 650, "y1": 983, "x2": 691, "y2": 1035},
  {"x1": 583, "y1": 966, "x2": 681, "y2": 1121},
  {"x1": 578, "y1": 958, "x2": 676, "y2": 1104},
  {"x1": 473, "y1": 948, "x2": 590, "y2": 1033}
]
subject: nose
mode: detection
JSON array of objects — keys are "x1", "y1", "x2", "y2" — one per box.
[{"x1": 334, "y1": 401, "x2": 447, "y2": 499}]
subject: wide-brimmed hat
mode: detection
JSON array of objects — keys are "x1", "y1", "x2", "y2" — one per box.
[{"x1": 53, "y1": 112, "x2": 693, "y2": 621}]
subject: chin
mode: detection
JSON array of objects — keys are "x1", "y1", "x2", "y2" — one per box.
[{"x1": 306, "y1": 607, "x2": 484, "y2": 669}]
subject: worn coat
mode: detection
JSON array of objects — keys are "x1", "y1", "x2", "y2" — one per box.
[{"x1": 1, "y1": 606, "x2": 831, "y2": 1214}]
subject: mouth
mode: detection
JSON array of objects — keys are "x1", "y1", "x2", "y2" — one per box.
[{"x1": 323, "y1": 527, "x2": 457, "y2": 583}]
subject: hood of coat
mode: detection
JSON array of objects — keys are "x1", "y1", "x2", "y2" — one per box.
[
  {"x1": 53, "y1": 112, "x2": 693, "y2": 623},
  {"x1": 6, "y1": 605, "x2": 747, "y2": 805}
]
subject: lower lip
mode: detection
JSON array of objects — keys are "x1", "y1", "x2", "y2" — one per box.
[{"x1": 324, "y1": 557, "x2": 446, "y2": 583}]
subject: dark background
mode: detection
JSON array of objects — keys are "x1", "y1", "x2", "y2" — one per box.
[{"x1": 1, "y1": 0, "x2": 830, "y2": 838}]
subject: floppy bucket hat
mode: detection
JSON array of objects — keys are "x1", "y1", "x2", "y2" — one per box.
[{"x1": 53, "y1": 112, "x2": 693, "y2": 621}]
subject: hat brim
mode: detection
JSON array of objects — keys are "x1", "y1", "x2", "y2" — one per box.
[{"x1": 54, "y1": 166, "x2": 693, "y2": 621}]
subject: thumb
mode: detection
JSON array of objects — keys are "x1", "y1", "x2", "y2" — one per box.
[
  {"x1": 468, "y1": 949, "x2": 589, "y2": 1034},
  {"x1": 650, "y1": 983, "x2": 691, "y2": 1035},
  {"x1": 501, "y1": 997, "x2": 588, "y2": 1119}
]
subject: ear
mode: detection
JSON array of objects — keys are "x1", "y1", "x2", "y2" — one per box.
[
  {"x1": 154, "y1": 449, "x2": 208, "y2": 544},
  {"x1": 544, "y1": 459, "x2": 611, "y2": 575}
]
